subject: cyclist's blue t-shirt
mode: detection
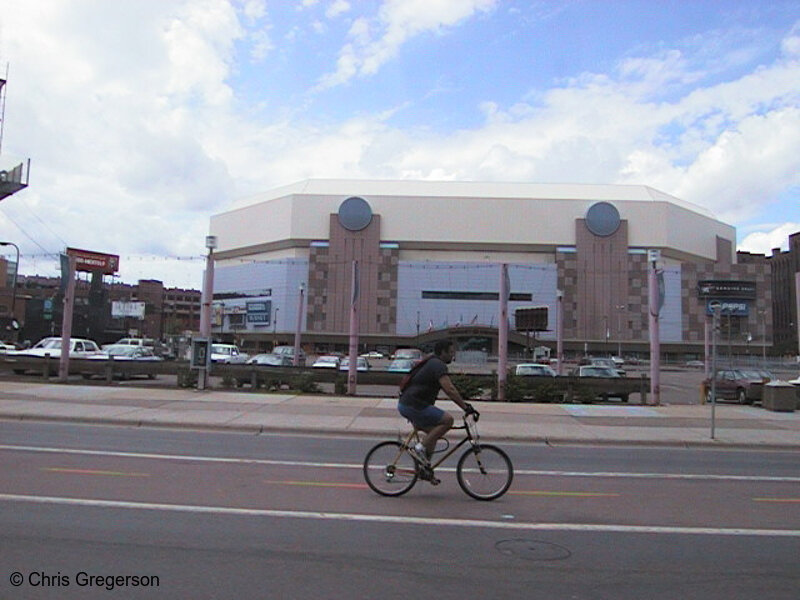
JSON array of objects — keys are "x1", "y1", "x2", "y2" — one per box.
[{"x1": 398, "y1": 356, "x2": 448, "y2": 410}]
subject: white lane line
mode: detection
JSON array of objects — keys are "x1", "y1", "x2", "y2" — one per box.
[
  {"x1": 2, "y1": 444, "x2": 799, "y2": 483},
  {"x1": 1, "y1": 493, "x2": 798, "y2": 538}
]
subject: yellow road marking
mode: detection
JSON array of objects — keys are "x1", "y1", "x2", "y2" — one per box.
[
  {"x1": 266, "y1": 479, "x2": 367, "y2": 490},
  {"x1": 510, "y1": 491, "x2": 620, "y2": 498},
  {"x1": 753, "y1": 497, "x2": 800, "y2": 504},
  {"x1": 42, "y1": 468, "x2": 150, "y2": 478}
]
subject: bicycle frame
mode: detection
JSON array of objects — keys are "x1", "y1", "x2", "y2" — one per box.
[{"x1": 397, "y1": 414, "x2": 480, "y2": 470}]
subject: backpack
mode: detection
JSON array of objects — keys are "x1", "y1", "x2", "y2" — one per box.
[{"x1": 399, "y1": 355, "x2": 434, "y2": 394}]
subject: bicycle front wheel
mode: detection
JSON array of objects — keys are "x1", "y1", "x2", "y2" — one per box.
[
  {"x1": 456, "y1": 444, "x2": 513, "y2": 501},
  {"x1": 363, "y1": 441, "x2": 418, "y2": 496}
]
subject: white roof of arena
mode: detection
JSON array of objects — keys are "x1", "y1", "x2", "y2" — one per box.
[{"x1": 212, "y1": 179, "x2": 733, "y2": 262}]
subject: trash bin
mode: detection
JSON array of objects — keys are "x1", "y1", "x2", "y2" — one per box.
[{"x1": 762, "y1": 381, "x2": 796, "y2": 412}]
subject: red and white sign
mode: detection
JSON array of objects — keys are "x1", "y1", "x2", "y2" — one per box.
[{"x1": 66, "y1": 247, "x2": 120, "y2": 274}]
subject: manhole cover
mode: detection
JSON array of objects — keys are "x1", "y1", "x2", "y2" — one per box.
[{"x1": 495, "y1": 539, "x2": 571, "y2": 561}]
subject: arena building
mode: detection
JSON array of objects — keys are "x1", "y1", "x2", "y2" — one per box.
[{"x1": 208, "y1": 179, "x2": 771, "y2": 357}]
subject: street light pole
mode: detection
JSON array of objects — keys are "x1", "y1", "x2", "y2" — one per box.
[
  {"x1": 0, "y1": 241, "x2": 20, "y2": 336},
  {"x1": 293, "y1": 283, "x2": 305, "y2": 366},
  {"x1": 615, "y1": 303, "x2": 626, "y2": 359},
  {"x1": 556, "y1": 290, "x2": 564, "y2": 375},
  {"x1": 198, "y1": 235, "x2": 217, "y2": 390}
]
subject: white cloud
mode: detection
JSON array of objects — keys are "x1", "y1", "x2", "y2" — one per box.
[
  {"x1": 317, "y1": 0, "x2": 498, "y2": 88},
  {"x1": 739, "y1": 223, "x2": 800, "y2": 254},
  {"x1": 326, "y1": 0, "x2": 351, "y2": 19},
  {"x1": 0, "y1": 2, "x2": 797, "y2": 292}
]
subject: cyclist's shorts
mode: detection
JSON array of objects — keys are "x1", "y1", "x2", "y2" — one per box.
[{"x1": 397, "y1": 403, "x2": 445, "y2": 429}]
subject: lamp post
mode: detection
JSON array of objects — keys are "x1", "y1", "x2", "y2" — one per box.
[
  {"x1": 198, "y1": 235, "x2": 217, "y2": 390},
  {"x1": 615, "y1": 303, "x2": 626, "y2": 359},
  {"x1": 0, "y1": 241, "x2": 20, "y2": 336},
  {"x1": 199, "y1": 236, "x2": 217, "y2": 338},
  {"x1": 293, "y1": 283, "x2": 305, "y2": 366},
  {"x1": 556, "y1": 290, "x2": 564, "y2": 375}
]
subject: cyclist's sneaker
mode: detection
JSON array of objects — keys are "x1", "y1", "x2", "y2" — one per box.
[
  {"x1": 418, "y1": 466, "x2": 439, "y2": 485},
  {"x1": 409, "y1": 443, "x2": 430, "y2": 467}
]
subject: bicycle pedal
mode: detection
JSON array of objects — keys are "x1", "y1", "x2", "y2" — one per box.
[{"x1": 429, "y1": 476, "x2": 441, "y2": 486}]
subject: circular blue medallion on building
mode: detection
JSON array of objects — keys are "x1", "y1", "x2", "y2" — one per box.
[
  {"x1": 585, "y1": 201, "x2": 621, "y2": 237},
  {"x1": 338, "y1": 196, "x2": 373, "y2": 231}
]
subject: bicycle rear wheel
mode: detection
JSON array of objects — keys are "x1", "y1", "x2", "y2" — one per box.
[
  {"x1": 456, "y1": 444, "x2": 513, "y2": 501},
  {"x1": 363, "y1": 441, "x2": 418, "y2": 496}
]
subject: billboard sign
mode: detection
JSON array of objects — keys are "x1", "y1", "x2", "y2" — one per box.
[
  {"x1": 246, "y1": 300, "x2": 271, "y2": 326},
  {"x1": 66, "y1": 247, "x2": 120, "y2": 275},
  {"x1": 112, "y1": 301, "x2": 146, "y2": 319},
  {"x1": 705, "y1": 300, "x2": 749, "y2": 316},
  {"x1": 697, "y1": 280, "x2": 756, "y2": 299},
  {"x1": 515, "y1": 306, "x2": 548, "y2": 331}
]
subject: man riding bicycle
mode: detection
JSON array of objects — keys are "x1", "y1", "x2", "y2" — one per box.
[{"x1": 397, "y1": 340, "x2": 476, "y2": 467}]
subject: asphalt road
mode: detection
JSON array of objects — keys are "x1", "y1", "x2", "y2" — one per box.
[{"x1": 1, "y1": 421, "x2": 798, "y2": 599}]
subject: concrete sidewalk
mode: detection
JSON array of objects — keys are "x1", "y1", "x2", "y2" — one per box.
[{"x1": 1, "y1": 381, "x2": 799, "y2": 449}]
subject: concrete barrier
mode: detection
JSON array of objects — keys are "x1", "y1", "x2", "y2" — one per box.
[{"x1": 762, "y1": 381, "x2": 796, "y2": 412}]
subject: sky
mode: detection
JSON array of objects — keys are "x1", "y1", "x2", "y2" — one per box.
[{"x1": 0, "y1": 0, "x2": 797, "y2": 290}]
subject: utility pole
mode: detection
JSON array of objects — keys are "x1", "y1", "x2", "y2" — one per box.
[{"x1": 648, "y1": 250, "x2": 662, "y2": 406}]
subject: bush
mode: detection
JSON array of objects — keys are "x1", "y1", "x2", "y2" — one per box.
[
  {"x1": 176, "y1": 368, "x2": 198, "y2": 388},
  {"x1": 290, "y1": 373, "x2": 321, "y2": 394},
  {"x1": 449, "y1": 373, "x2": 486, "y2": 400}
]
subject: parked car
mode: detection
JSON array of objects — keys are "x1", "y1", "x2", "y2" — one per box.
[
  {"x1": 247, "y1": 353, "x2": 293, "y2": 367},
  {"x1": 515, "y1": 363, "x2": 557, "y2": 377},
  {"x1": 85, "y1": 345, "x2": 163, "y2": 380},
  {"x1": 105, "y1": 337, "x2": 168, "y2": 357},
  {"x1": 387, "y1": 358, "x2": 415, "y2": 373},
  {"x1": 705, "y1": 369, "x2": 770, "y2": 404},
  {"x1": 392, "y1": 348, "x2": 423, "y2": 361},
  {"x1": 92, "y1": 345, "x2": 163, "y2": 361},
  {"x1": 11, "y1": 337, "x2": 101, "y2": 359},
  {"x1": 272, "y1": 345, "x2": 307, "y2": 366},
  {"x1": 360, "y1": 350, "x2": 384, "y2": 359},
  {"x1": 340, "y1": 356, "x2": 370, "y2": 372},
  {"x1": 685, "y1": 360, "x2": 705, "y2": 368},
  {"x1": 579, "y1": 356, "x2": 626, "y2": 376},
  {"x1": 312, "y1": 355, "x2": 341, "y2": 369},
  {"x1": 210, "y1": 344, "x2": 249, "y2": 364},
  {"x1": 576, "y1": 365, "x2": 629, "y2": 402},
  {"x1": 0, "y1": 341, "x2": 17, "y2": 353},
  {"x1": 577, "y1": 366, "x2": 620, "y2": 378},
  {"x1": 9, "y1": 337, "x2": 102, "y2": 375}
]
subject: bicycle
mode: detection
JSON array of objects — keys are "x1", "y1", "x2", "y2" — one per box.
[{"x1": 362, "y1": 410, "x2": 513, "y2": 501}]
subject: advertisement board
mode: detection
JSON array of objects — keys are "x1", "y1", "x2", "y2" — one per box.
[
  {"x1": 66, "y1": 247, "x2": 120, "y2": 275},
  {"x1": 111, "y1": 301, "x2": 146, "y2": 319},
  {"x1": 697, "y1": 280, "x2": 757, "y2": 299}
]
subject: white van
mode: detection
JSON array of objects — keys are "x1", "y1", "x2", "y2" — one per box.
[{"x1": 210, "y1": 344, "x2": 249, "y2": 364}]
